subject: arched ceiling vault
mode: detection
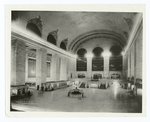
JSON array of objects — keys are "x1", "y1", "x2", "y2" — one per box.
[
  {"x1": 12, "y1": 11, "x2": 139, "y2": 53},
  {"x1": 69, "y1": 30, "x2": 126, "y2": 53}
]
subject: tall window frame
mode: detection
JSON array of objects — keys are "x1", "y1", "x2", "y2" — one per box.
[
  {"x1": 92, "y1": 47, "x2": 104, "y2": 71},
  {"x1": 76, "y1": 48, "x2": 87, "y2": 71},
  {"x1": 109, "y1": 45, "x2": 123, "y2": 71}
]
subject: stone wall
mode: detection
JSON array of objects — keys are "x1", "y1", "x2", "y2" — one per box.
[
  {"x1": 11, "y1": 39, "x2": 26, "y2": 86},
  {"x1": 136, "y1": 28, "x2": 143, "y2": 79},
  {"x1": 123, "y1": 25, "x2": 143, "y2": 80},
  {"x1": 11, "y1": 37, "x2": 72, "y2": 88}
]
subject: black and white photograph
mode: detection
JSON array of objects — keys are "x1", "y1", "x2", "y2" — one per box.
[{"x1": 5, "y1": 4, "x2": 146, "y2": 117}]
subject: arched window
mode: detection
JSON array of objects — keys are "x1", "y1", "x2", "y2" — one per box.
[
  {"x1": 109, "y1": 45, "x2": 122, "y2": 71},
  {"x1": 76, "y1": 48, "x2": 87, "y2": 71},
  {"x1": 92, "y1": 47, "x2": 104, "y2": 71},
  {"x1": 60, "y1": 42, "x2": 66, "y2": 50},
  {"x1": 47, "y1": 34, "x2": 57, "y2": 45},
  {"x1": 26, "y1": 23, "x2": 42, "y2": 37}
]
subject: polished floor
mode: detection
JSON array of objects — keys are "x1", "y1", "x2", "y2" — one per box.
[{"x1": 11, "y1": 80, "x2": 142, "y2": 113}]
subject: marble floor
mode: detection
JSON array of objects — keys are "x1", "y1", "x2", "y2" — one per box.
[{"x1": 11, "y1": 80, "x2": 142, "y2": 113}]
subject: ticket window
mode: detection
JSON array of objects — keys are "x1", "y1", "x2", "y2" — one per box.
[
  {"x1": 78, "y1": 73, "x2": 85, "y2": 78},
  {"x1": 93, "y1": 74, "x2": 102, "y2": 79}
]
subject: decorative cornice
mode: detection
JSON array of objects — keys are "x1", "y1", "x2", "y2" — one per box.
[
  {"x1": 47, "y1": 54, "x2": 52, "y2": 61},
  {"x1": 11, "y1": 27, "x2": 75, "y2": 59},
  {"x1": 68, "y1": 29, "x2": 127, "y2": 52},
  {"x1": 27, "y1": 49, "x2": 36, "y2": 58}
]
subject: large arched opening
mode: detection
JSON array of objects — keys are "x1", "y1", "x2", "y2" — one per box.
[
  {"x1": 92, "y1": 47, "x2": 104, "y2": 79},
  {"x1": 109, "y1": 45, "x2": 122, "y2": 79},
  {"x1": 76, "y1": 48, "x2": 87, "y2": 72},
  {"x1": 92, "y1": 47, "x2": 104, "y2": 71}
]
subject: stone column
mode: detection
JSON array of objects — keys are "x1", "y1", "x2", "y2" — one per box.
[
  {"x1": 64, "y1": 58, "x2": 68, "y2": 80},
  {"x1": 25, "y1": 49, "x2": 28, "y2": 82},
  {"x1": 68, "y1": 57, "x2": 76, "y2": 79},
  {"x1": 136, "y1": 28, "x2": 143, "y2": 79},
  {"x1": 134, "y1": 41, "x2": 137, "y2": 84},
  {"x1": 11, "y1": 39, "x2": 26, "y2": 86},
  {"x1": 50, "y1": 54, "x2": 58, "y2": 81},
  {"x1": 60, "y1": 57, "x2": 63, "y2": 80},
  {"x1": 135, "y1": 27, "x2": 143, "y2": 96},
  {"x1": 104, "y1": 57, "x2": 109, "y2": 78},
  {"x1": 36, "y1": 48, "x2": 47, "y2": 89},
  {"x1": 123, "y1": 54, "x2": 128, "y2": 79},
  {"x1": 66, "y1": 58, "x2": 69, "y2": 80},
  {"x1": 122, "y1": 55, "x2": 126, "y2": 79},
  {"x1": 125, "y1": 54, "x2": 128, "y2": 79},
  {"x1": 130, "y1": 49, "x2": 132, "y2": 79},
  {"x1": 87, "y1": 57, "x2": 92, "y2": 79},
  {"x1": 127, "y1": 50, "x2": 131, "y2": 79},
  {"x1": 131, "y1": 44, "x2": 135, "y2": 77},
  {"x1": 56, "y1": 56, "x2": 61, "y2": 81},
  {"x1": 73, "y1": 58, "x2": 76, "y2": 78},
  {"x1": 60, "y1": 58, "x2": 67, "y2": 80}
]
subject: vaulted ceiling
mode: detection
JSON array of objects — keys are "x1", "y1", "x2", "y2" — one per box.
[{"x1": 11, "y1": 11, "x2": 140, "y2": 53}]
